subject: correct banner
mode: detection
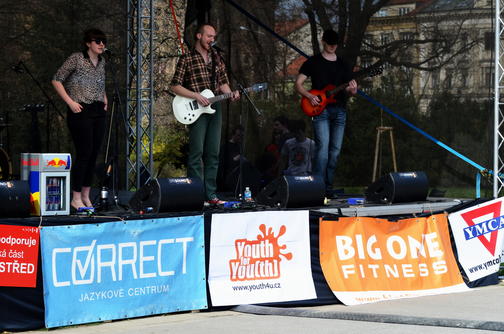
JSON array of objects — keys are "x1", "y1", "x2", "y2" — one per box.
[{"x1": 40, "y1": 216, "x2": 207, "y2": 328}]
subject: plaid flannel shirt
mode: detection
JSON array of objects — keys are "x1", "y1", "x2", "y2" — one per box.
[{"x1": 170, "y1": 48, "x2": 229, "y2": 94}]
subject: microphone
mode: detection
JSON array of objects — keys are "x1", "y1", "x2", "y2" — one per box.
[
  {"x1": 11, "y1": 61, "x2": 24, "y2": 74},
  {"x1": 211, "y1": 42, "x2": 225, "y2": 53},
  {"x1": 104, "y1": 48, "x2": 113, "y2": 56}
]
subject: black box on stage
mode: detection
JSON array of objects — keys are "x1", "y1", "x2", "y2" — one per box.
[
  {"x1": 365, "y1": 171, "x2": 428, "y2": 204},
  {"x1": 129, "y1": 178, "x2": 204, "y2": 213},
  {"x1": 256, "y1": 175, "x2": 325, "y2": 208},
  {"x1": 0, "y1": 180, "x2": 30, "y2": 217}
]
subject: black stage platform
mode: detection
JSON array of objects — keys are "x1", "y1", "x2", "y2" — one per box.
[{"x1": 0, "y1": 195, "x2": 494, "y2": 332}]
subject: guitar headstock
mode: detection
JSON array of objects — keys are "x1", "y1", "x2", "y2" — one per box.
[
  {"x1": 250, "y1": 82, "x2": 268, "y2": 93},
  {"x1": 353, "y1": 66, "x2": 383, "y2": 82}
]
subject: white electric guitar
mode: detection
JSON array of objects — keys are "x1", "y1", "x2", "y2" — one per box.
[{"x1": 172, "y1": 82, "x2": 268, "y2": 125}]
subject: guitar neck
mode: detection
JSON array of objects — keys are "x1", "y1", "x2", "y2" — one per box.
[
  {"x1": 327, "y1": 81, "x2": 353, "y2": 96},
  {"x1": 326, "y1": 72, "x2": 369, "y2": 96},
  {"x1": 208, "y1": 88, "x2": 251, "y2": 104}
]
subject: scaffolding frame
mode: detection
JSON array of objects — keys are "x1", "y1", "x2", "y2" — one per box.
[{"x1": 126, "y1": 0, "x2": 154, "y2": 191}]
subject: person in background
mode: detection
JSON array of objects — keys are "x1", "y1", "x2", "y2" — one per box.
[
  {"x1": 272, "y1": 115, "x2": 292, "y2": 153},
  {"x1": 294, "y1": 29, "x2": 357, "y2": 198},
  {"x1": 217, "y1": 125, "x2": 243, "y2": 191},
  {"x1": 52, "y1": 28, "x2": 108, "y2": 211},
  {"x1": 280, "y1": 119, "x2": 315, "y2": 176},
  {"x1": 257, "y1": 115, "x2": 293, "y2": 185},
  {"x1": 170, "y1": 23, "x2": 239, "y2": 205}
]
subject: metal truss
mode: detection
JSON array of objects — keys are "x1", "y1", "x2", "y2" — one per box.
[
  {"x1": 126, "y1": 0, "x2": 154, "y2": 191},
  {"x1": 494, "y1": 0, "x2": 504, "y2": 197}
]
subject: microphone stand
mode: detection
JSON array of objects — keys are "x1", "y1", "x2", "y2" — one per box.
[
  {"x1": 236, "y1": 83, "x2": 262, "y2": 202},
  {"x1": 213, "y1": 47, "x2": 244, "y2": 200},
  {"x1": 213, "y1": 47, "x2": 262, "y2": 201},
  {"x1": 15, "y1": 61, "x2": 65, "y2": 151},
  {"x1": 95, "y1": 51, "x2": 126, "y2": 212}
]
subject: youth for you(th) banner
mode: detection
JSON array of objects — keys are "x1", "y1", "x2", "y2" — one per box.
[
  {"x1": 319, "y1": 214, "x2": 468, "y2": 305},
  {"x1": 0, "y1": 225, "x2": 39, "y2": 287},
  {"x1": 40, "y1": 216, "x2": 207, "y2": 328},
  {"x1": 208, "y1": 210, "x2": 316, "y2": 306},
  {"x1": 449, "y1": 198, "x2": 504, "y2": 281}
]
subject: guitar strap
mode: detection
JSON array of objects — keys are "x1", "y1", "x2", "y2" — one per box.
[{"x1": 210, "y1": 50, "x2": 217, "y2": 92}]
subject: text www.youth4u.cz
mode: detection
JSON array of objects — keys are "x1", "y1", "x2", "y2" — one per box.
[{"x1": 232, "y1": 282, "x2": 281, "y2": 292}]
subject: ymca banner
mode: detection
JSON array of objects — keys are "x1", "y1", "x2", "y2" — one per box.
[
  {"x1": 0, "y1": 225, "x2": 39, "y2": 287},
  {"x1": 40, "y1": 216, "x2": 207, "y2": 328},
  {"x1": 319, "y1": 214, "x2": 468, "y2": 305},
  {"x1": 208, "y1": 210, "x2": 316, "y2": 306},
  {"x1": 448, "y1": 198, "x2": 504, "y2": 281}
]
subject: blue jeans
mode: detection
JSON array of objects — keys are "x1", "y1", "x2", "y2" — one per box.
[{"x1": 312, "y1": 104, "x2": 346, "y2": 191}]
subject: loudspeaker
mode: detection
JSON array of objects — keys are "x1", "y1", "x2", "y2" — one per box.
[
  {"x1": 365, "y1": 171, "x2": 429, "y2": 204},
  {"x1": 256, "y1": 175, "x2": 325, "y2": 208},
  {"x1": 129, "y1": 178, "x2": 204, "y2": 213},
  {"x1": 0, "y1": 181, "x2": 30, "y2": 217}
]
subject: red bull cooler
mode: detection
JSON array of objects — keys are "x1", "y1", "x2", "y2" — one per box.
[{"x1": 21, "y1": 153, "x2": 71, "y2": 216}]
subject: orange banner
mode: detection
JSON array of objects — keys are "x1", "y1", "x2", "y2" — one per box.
[{"x1": 320, "y1": 214, "x2": 468, "y2": 304}]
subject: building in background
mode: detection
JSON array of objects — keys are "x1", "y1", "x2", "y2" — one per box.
[
  {"x1": 365, "y1": 0, "x2": 493, "y2": 112},
  {"x1": 274, "y1": 0, "x2": 493, "y2": 113}
]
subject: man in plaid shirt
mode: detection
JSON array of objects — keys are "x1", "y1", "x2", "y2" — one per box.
[{"x1": 171, "y1": 23, "x2": 239, "y2": 205}]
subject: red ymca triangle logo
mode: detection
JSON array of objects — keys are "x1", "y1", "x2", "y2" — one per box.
[{"x1": 460, "y1": 201, "x2": 501, "y2": 256}]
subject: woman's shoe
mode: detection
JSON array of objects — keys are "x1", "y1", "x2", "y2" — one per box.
[{"x1": 70, "y1": 205, "x2": 95, "y2": 215}]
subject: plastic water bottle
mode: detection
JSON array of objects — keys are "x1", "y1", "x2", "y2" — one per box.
[
  {"x1": 244, "y1": 187, "x2": 252, "y2": 202},
  {"x1": 100, "y1": 186, "x2": 109, "y2": 208}
]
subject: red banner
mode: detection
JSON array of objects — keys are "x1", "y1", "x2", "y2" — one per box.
[{"x1": 0, "y1": 225, "x2": 39, "y2": 287}]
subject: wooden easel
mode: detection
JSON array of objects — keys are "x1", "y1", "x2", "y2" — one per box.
[{"x1": 372, "y1": 126, "x2": 397, "y2": 181}]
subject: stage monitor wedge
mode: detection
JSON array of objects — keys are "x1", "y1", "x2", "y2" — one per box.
[
  {"x1": 365, "y1": 171, "x2": 429, "y2": 204},
  {"x1": 129, "y1": 178, "x2": 204, "y2": 213},
  {"x1": 256, "y1": 175, "x2": 325, "y2": 208},
  {"x1": 0, "y1": 180, "x2": 30, "y2": 217}
]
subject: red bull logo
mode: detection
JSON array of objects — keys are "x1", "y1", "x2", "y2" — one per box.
[{"x1": 46, "y1": 158, "x2": 67, "y2": 168}]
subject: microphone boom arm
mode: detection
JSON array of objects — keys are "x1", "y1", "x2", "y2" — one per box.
[{"x1": 17, "y1": 61, "x2": 65, "y2": 119}]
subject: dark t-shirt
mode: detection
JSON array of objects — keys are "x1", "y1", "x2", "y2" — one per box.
[{"x1": 299, "y1": 53, "x2": 353, "y2": 106}]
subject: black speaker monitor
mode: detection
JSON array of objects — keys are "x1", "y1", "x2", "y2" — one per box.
[
  {"x1": 365, "y1": 171, "x2": 428, "y2": 204},
  {"x1": 0, "y1": 181, "x2": 30, "y2": 217},
  {"x1": 129, "y1": 178, "x2": 204, "y2": 213},
  {"x1": 256, "y1": 175, "x2": 325, "y2": 208}
]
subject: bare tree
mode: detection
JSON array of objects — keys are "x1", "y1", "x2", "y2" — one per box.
[{"x1": 297, "y1": 0, "x2": 482, "y2": 75}]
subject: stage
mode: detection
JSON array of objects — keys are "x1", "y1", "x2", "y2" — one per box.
[{"x1": 0, "y1": 195, "x2": 499, "y2": 331}]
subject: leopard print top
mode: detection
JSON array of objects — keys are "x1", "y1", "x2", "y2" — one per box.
[{"x1": 53, "y1": 51, "x2": 106, "y2": 104}]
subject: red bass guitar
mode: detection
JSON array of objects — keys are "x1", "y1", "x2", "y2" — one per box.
[{"x1": 300, "y1": 67, "x2": 382, "y2": 117}]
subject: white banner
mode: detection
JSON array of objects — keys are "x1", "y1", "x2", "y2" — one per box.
[
  {"x1": 448, "y1": 198, "x2": 504, "y2": 281},
  {"x1": 208, "y1": 210, "x2": 316, "y2": 306}
]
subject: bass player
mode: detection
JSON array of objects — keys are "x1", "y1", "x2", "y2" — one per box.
[{"x1": 294, "y1": 29, "x2": 357, "y2": 198}]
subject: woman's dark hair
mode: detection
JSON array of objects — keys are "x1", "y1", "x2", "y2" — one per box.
[{"x1": 82, "y1": 28, "x2": 107, "y2": 50}]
